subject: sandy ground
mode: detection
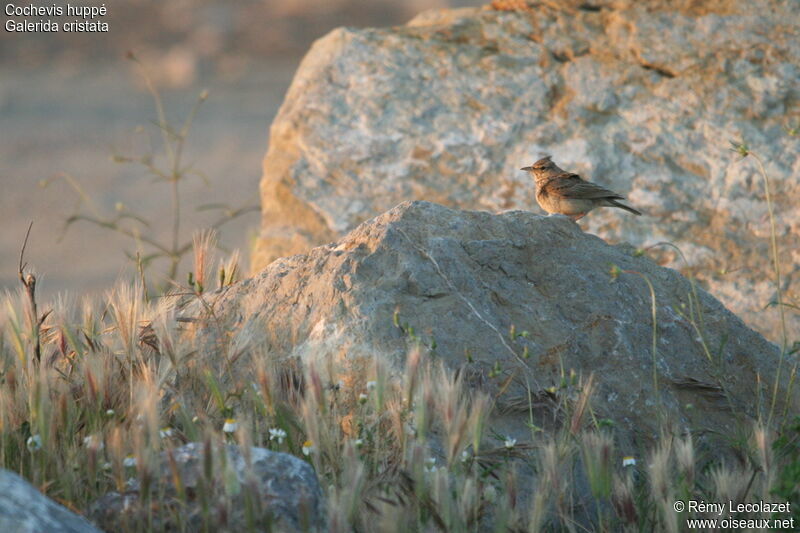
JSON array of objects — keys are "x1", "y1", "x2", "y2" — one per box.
[
  {"x1": 1, "y1": 60, "x2": 298, "y2": 299},
  {"x1": 1, "y1": 0, "x2": 484, "y2": 300}
]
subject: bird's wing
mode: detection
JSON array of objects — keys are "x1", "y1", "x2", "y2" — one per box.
[{"x1": 547, "y1": 172, "x2": 625, "y2": 200}]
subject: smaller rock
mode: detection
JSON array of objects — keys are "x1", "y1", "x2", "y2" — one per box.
[
  {"x1": 88, "y1": 443, "x2": 324, "y2": 532},
  {"x1": 0, "y1": 469, "x2": 104, "y2": 533}
]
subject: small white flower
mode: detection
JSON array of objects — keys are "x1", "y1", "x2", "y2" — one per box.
[
  {"x1": 101, "y1": 461, "x2": 112, "y2": 471},
  {"x1": 222, "y1": 418, "x2": 238, "y2": 434},
  {"x1": 424, "y1": 458, "x2": 437, "y2": 474},
  {"x1": 83, "y1": 435, "x2": 104, "y2": 450},
  {"x1": 159, "y1": 427, "x2": 174, "y2": 439},
  {"x1": 302, "y1": 440, "x2": 314, "y2": 456},
  {"x1": 622, "y1": 456, "x2": 636, "y2": 467},
  {"x1": 358, "y1": 392, "x2": 368, "y2": 404},
  {"x1": 504, "y1": 437, "x2": 516, "y2": 449},
  {"x1": 461, "y1": 450, "x2": 470, "y2": 463},
  {"x1": 269, "y1": 428, "x2": 287, "y2": 444},
  {"x1": 366, "y1": 381, "x2": 377, "y2": 390},
  {"x1": 354, "y1": 438, "x2": 364, "y2": 448},
  {"x1": 105, "y1": 409, "x2": 115, "y2": 417},
  {"x1": 123, "y1": 455, "x2": 137, "y2": 468},
  {"x1": 26, "y1": 434, "x2": 42, "y2": 452}
]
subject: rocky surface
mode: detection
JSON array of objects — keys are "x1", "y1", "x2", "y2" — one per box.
[
  {"x1": 89, "y1": 443, "x2": 324, "y2": 532},
  {"x1": 208, "y1": 201, "x2": 793, "y2": 452},
  {"x1": 0, "y1": 469, "x2": 104, "y2": 533},
  {"x1": 253, "y1": 0, "x2": 799, "y2": 343}
]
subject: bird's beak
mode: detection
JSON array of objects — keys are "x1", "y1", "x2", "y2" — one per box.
[{"x1": 520, "y1": 166, "x2": 532, "y2": 171}]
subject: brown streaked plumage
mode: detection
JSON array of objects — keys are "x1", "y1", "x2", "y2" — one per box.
[{"x1": 520, "y1": 156, "x2": 642, "y2": 221}]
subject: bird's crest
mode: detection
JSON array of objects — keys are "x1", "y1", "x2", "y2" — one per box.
[{"x1": 520, "y1": 155, "x2": 556, "y2": 172}]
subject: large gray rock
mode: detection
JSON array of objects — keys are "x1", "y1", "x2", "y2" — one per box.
[
  {"x1": 210, "y1": 201, "x2": 793, "y2": 452},
  {"x1": 253, "y1": 1, "x2": 799, "y2": 343},
  {"x1": 89, "y1": 443, "x2": 324, "y2": 533},
  {"x1": 0, "y1": 469, "x2": 103, "y2": 533}
]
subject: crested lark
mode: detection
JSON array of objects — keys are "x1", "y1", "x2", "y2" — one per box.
[{"x1": 520, "y1": 156, "x2": 642, "y2": 221}]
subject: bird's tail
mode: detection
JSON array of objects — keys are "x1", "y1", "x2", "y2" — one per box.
[{"x1": 608, "y1": 199, "x2": 642, "y2": 216}]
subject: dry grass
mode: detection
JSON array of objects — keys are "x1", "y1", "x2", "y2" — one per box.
[
  {"x1": 1, "y1": 256, "x2": 797, "y2": 531},
  {"x1": 3, "y1": 143, "x2": 799, "y2": 530},
  {"x1": 4, "y1": 64, "x2": 797, "y2": 530}
]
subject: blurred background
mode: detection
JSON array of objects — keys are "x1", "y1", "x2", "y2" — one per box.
[{"x1": 1, "y1": 0, "x2": 483, "y2": 297}]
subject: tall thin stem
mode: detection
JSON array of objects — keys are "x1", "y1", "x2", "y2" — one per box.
[
  {"x1": 170, "y1": 177, "x2": 181, "y2": 282},
  {"x1": 625, "y1": 270, "x2": 660, "y2": 408},
  {"x1": 752, "y1": 153, "x2": 790, "y2": 426},
  {"x1": 752, "y1": 153, "x2": 788, "y2": 354}
]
